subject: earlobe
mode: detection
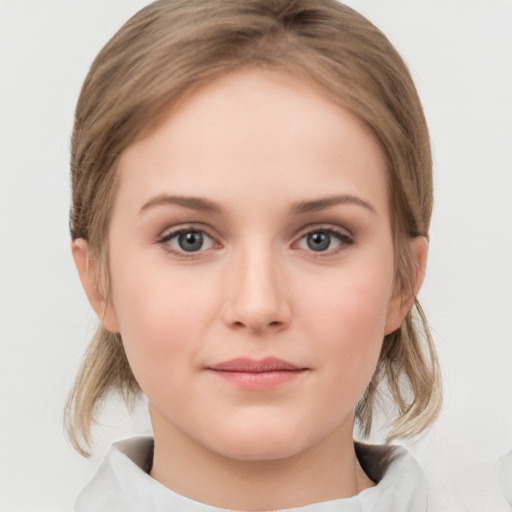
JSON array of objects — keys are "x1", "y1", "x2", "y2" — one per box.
[
  {"x1": 384, "y1": 236, "x2": 429, "y2": 335},
  {"x1": 71, "y1": 239, "x2": 120, "y2": 333}
]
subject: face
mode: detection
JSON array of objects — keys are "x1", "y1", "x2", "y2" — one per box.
[{"x1": 88, "y1": 69, "x2": 407, "y2": 461}]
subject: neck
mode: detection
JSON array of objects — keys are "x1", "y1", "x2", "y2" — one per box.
[{"x1": 149, "y1": 413, "x2": 374, "y2": 510}]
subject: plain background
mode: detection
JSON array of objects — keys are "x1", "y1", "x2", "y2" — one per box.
[{"x1": 1, "y1": 1, "x2": 511, "y2": 510}]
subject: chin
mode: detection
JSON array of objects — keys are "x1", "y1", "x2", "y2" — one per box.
[
  {"x1": 216, "y1": 440, "x2": 304, "y2": 462},
  {"x1": 203, "y1": 423, "x2": 321, "y2": 462}
]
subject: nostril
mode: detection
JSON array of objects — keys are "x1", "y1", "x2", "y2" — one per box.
[{"x1": 230, "y1": 319, "x2": 284, "y2": 332}]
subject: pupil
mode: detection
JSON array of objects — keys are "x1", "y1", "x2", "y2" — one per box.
[
  {"x1": 179, "y1": 231, "x2": 203, "y2": 252},
  {"x1": 307, "y1": 232, "x2": 330, "y2": 251}
]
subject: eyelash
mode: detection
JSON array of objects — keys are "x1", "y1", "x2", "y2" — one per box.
[
  {"x1": 294, "y1": 226, "x2": 354, "y2": 256},
  {"x1": 156, "y1": 225, "x2": 354, "y2": 258},
  {"x1": 157, "y1": 226, "x2": 220, "y2": 258}
]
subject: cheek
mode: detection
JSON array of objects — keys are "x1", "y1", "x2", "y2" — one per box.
[
  {"x1": 109, "y1": 264, "x2": 216, "y2": 387},
  {"x1": 302, "y1": 265, "x2": 394, "y2": 392},
  {"x1": 306, "y1": 264, "x2": 393, "y2": 340}
]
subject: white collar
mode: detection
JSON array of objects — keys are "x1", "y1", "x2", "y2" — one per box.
[{"x1": 75, "y1": 436, "x2": 427, "y2": 512}]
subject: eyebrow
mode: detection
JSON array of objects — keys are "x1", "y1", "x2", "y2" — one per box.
[
  {"x1": 140, "y1": 194, "x2": 223, "y2": 215},
  {"x1": 139, "y1": 193, "x2": 376, "y2": 216},
  {"x1": 291, "y1": 195, "x2": 376, "y2": 215}
]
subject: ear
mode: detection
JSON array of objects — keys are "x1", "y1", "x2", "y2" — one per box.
[
  {"x1": 384, "y1": 236, "x2": 428, "y2": 335},
  {"x1": 71, "y1": 238, "x2": 120, "y2": 333}
]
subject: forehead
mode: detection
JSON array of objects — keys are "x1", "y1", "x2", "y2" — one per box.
[{"x1": 115, "y1": 68, "x2": 389, "y2": 217}]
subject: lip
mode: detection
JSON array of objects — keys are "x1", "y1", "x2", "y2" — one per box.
[{"x1": 206, "y1": 357, "x2": 308, "y2": 390}]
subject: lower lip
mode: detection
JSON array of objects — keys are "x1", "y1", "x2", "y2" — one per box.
[{"x1": 208, "y1": 369, "x2": 306, "y2": 390}]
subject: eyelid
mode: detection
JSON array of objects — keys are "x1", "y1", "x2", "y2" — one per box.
[
  {"x1": 155, "y1": 222, "x2": 354, "y2": 257},
  {"x1": 157, "y1": 222, "x2": 215, "y2": 239},
  {"x1": 292, "y1": 224, "x2": 355, "y2": 255},
  {"x1": 157, "y1": 223, "x2": 221, "y2": 257}
]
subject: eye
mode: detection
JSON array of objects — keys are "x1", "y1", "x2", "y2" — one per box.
[
  {"x1": 160, "y1": 228, "x2": 216, "y2": 254},
  {"x1": 296, "y1": 228, "x2": 353, "y2": 253}
]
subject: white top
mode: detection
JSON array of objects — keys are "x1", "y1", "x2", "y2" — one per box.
[
  {"x1": 75, "y1": 436, "x2": 428, "y2": 512},
  {"x1": 74, "y1": 436, "x2": 511, "y2": 512}
]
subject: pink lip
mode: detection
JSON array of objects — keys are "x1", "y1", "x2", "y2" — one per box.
[{"x1": 207, "y1": 358, "x2": 308, "y2": 390}]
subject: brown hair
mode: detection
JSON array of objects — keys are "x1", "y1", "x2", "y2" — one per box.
[{"x1": 66, "y1": 0, "x2": 441, "y2": 456}]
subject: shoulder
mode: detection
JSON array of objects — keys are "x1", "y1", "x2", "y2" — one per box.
[
  {"x1": 354, "y1": 442, "x2": 428, "y2": 511},
  {"x1": 401, "y1": 437, "x2": 511, "y2": 512},
  {"x1": 356, "y1": 440, "x2": 511, "y2": 512},
  {"x1": 74, "y1": 437, "x2": 155, "y2": 512}
]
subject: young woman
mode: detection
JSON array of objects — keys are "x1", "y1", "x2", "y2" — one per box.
[{"x1": 65, "y1": 0, "x2": 446, "y2": 510}]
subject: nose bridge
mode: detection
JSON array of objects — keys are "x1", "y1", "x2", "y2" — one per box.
[{"x1": 222, "y1": 237, "x2": 290, "y2": 332}]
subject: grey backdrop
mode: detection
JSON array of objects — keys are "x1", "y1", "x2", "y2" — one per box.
[{"x1": 1, "y1": 1, "x2": 511, "y2": 510}]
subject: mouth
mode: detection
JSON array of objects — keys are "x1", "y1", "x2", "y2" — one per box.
[{"x1": 206, "y1": 357, "x2": 309, "y2": 389}]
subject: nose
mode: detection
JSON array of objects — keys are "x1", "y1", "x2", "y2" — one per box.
[{"x1": 221, "y1": 245, "x2": 291, "y2": 334}]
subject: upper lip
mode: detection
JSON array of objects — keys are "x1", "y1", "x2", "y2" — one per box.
[{"x1": 207, "y1": 357, "x2": 305, "y2": 373}]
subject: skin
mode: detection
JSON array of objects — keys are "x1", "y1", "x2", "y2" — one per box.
[{"x1": 73, "y1": 68, "x2": 427, "y2": 510}]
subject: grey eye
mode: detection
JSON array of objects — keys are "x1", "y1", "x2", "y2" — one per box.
[
  {"x1": 178, "y1": 231, "x2": 204, "y2": 252},
  {"x1": 165, "y1": 230, "x2": 215, "y2": 253},
  {"x1": 296, "y1": 228, "x2": 352, "y2": 253},
  {"x1": 306, "y1": 232, "x2": 331, "y2": 251}
]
